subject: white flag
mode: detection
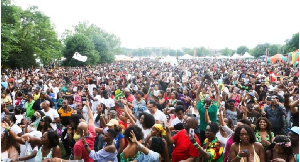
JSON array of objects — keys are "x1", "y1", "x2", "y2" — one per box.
[{"x1": 72, "y1": 52, "x2": 87, "y2": 62}]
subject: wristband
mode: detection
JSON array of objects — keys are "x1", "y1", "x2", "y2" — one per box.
[
  {"x1": 193, "y1": 142, "x2": 198, "y2": 146},
  {"x1": 237, "y1": 154, "x2": 241, "y2": 159},
  {"x1": 7, "y1": 127, "x2": 11, "y2": 132}
]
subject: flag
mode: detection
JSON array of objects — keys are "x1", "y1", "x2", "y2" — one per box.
[
  {"x1": 72, "y1": 52, "x2": 87, "y2": 62},
  {"x1": 115, "y1": 89, "x2": 124, "y2": 100}
]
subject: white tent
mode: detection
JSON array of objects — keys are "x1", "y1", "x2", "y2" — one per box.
[
  {"x1": 231, "y1": 53, "x2": 241, "y2": 59},
  {"x1": 115, "y1": 55, "x2": 132, "y2": 61},
  {"x1": 217, "y1": 55, "x2": 231, "y2": 59},
  {"x1": 179, "y1": 54, "x2": 194, "y2": 60},
  {"x1": 242, "y1": 52, "x2": 254, "y2": 59},
  {"x1": 159, "y1": 55, "x2": 178, "y2": 65}
]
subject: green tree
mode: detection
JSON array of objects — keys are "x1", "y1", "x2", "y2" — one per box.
[
  {"x1": 249, "y1": 43, "x2": 270, "y2": 58},
  {"x1": 221, "y1": 48, "x2": 235, "y2": 56},
  {"x1": 236, "y1": 46, "x2": 249, "y2": 55},
  {"x1": 63, "y1": 33, "x2": 99, "y2": 66},
  {"x1": 284, "y1": 32, "x2": 299, "y2": 53},
  {"x1": 70, "y1": 22, "x2": 121, "y2": 63},
  {"x1": 268, "y1": 44, "x2": 283, "y2": 56},
  {"x1": 1, "y1": 1, "x2": 62, "y2": 68}
]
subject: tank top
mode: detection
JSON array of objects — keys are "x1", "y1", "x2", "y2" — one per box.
[
  {"x1": 238, "y1": 144, "x2": 260, "y2": 162},
  {"x1": 35, "y1": 146, "x2": 53, "y2": 161}
]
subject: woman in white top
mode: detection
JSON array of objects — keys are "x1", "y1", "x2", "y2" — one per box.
[
  {"x1": 123, "y1": 102, "x2": 155, "y2": 141},
  {"x1": 216, "y1": 106, "x2": 234, "y2": 148}
]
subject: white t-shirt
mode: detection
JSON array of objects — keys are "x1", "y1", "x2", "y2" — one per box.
[
  {"x1": 88, "y1": 84, "x2": 96, "y2": 95},
  {"x1": 145, "y1": 109, "x2": 167, "y2": 127},
  {"x1": 153, "y1": 90, "x2": 160, "y2": 97},
  {"x1": 42, "y1": 108, "x2": 59, "y2": 130},
  {"x1": 100, "y1": 98, "x2": 115, "y2": 109},
  {"x1": 11, "y1": 124, "x2": 22, "y2": 135},
  {"x1": 51, "y1": 87, "x2": 60, "y2": 99},
  {"x1": 15, "y1": 115, "x2": 23, "y2": 125},
  {"x1": 136, "y1": 120, "x2": 151, "y2": 141},
  {"x1": 170, "y1": 117, "x2": 183, "y2": 127},
  {"x1": 93, "y1": 113, "x2": 101, "y2": 128},
  {"x1": 91, "y1": 95, "x2": 102, "y2": 112}
]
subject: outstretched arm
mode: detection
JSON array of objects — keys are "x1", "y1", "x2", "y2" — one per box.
[
  {"x1": 85, "y1": 97, "x2": 94, "y2": 126},
  {"x1": 196, "y1": 77, "x2": 205, "y2": 101}
]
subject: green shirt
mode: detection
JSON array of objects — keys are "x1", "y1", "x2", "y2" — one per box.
[
  {"x1": 197, "y1": 101, "x2": 219, "y2": 131},
  {"x1": 25, "y1": 100, "x2": 35, "y2": 118}
]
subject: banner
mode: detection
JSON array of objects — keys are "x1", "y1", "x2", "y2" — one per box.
[{"x1": 72, "y1": 52, "x2": 87, "y2": 62}]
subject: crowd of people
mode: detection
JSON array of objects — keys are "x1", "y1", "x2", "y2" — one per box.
[{"x1": 1, "y1": 58, "x2": 299, "y2": 162}]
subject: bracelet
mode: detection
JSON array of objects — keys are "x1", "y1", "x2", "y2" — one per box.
[
  {"x1": 137, "y1": 144, "x2": 143, "y2": 150},
  {"x1": 193, "y1": 142, "x2": 198, "y2": 146},
  {"x1": 195, "y1": 146, "x2": 200, "y2": 150},
  {"x1": 237, "y1": 154, "x2": 241, "y2": 159},
  {"x1": 7, "y1": 127, "x2": 11, "y2": 132}
]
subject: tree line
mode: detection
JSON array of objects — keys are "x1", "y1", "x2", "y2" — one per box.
[{"x1": 121, "y1": 33, "x2": 299, "y2": 58}]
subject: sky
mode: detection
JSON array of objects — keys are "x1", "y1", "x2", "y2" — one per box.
[{"x1": 13, "y1": 0, "x2": 300, "y2": 50}]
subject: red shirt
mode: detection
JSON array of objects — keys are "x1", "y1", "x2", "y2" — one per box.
[
  {"x1": 172, "y1": 129, "x2": 201, "y2": 162},
  {"x1": 73, "y1": 125, "x2": 96, "y2": 162},
  {"x1": 126, "y1": 94, "x2": 135, "y2": 103}
]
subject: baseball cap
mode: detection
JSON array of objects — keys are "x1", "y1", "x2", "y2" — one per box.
[
  {"x1": 106, "y1": 119, "x2": 119, "y2": 126},
  {"x1": 289, "y1": 126, "x2": 299, "y2": 135}
]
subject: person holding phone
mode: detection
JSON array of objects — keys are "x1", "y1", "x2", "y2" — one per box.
[
  {"x1": 228, "y1": 125, "x2": 265, "y2": 162},
  {"x1": 166, "y1": 116, "x2": 200, "y2": 162},
  {"x1": 189, "y1": 122, "x2": 224, "y2": 162}
]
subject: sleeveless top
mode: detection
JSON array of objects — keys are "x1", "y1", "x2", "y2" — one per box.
[
  {"x1": 120, "y1": 151, "x2": 140, "y2": 162},
  {"x1": 35, "y1": 146, "x2": 53, "y2": 161},
  {"x1": 238, "y1": 144, "x2": 260, "y2": 162}
]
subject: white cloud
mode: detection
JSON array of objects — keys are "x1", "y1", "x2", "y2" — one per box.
[{"x1": 13, "y1": 0, "x2": 300, "y2": 50}]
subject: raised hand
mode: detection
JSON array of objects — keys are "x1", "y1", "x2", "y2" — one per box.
[
  {"x1": 129, "y1": 130, "x2": 138, "y2": 144},
  {"x1": 1, "y1": 122, "x2": 9, "y2": 129}
]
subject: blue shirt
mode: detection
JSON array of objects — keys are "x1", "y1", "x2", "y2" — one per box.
[
  {"x1": 136, "y1": 150, "x2": 159, "y2": 162},
  {"x1": 264, "y1": 104, "x2": 286, "y2": 129},
  {"x1": 89, "y1": 149, "x2": 118, "y2": 162}
]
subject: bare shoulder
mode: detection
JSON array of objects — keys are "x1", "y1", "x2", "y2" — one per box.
[
  {"x1": 104, "y1": 145, "x2": 116, "y2": 153},
  {"x1": 254, "y1": 142, "x2": 263, "y2": 148}
]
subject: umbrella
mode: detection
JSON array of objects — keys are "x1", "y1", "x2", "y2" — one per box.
[{"x1": 268, "y1": 54, "x2": 287, "y2": 63}]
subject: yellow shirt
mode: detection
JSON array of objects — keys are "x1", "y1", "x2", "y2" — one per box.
[
  {"x1": 58, "y1": 107, "x2": 73, "y2": 117},
  {"x1": 33, "y1": 94, "x2": 40, "y2": 101}
]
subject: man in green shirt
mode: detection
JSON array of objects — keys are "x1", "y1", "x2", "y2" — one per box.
[
  {"x1": 196, "y1": 74, "x2": 220, "y2": 144},
  {"x1": 25, "y1": 94, "x2": 35, "y2": 118}
]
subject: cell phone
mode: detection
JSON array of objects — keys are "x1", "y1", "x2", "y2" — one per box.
[
  {"x1": 189, "y1": 128, "x2": 195, "y2": 138},
  {"x1": 81, "y1": 96, "x2": 87, "y2": 105}
]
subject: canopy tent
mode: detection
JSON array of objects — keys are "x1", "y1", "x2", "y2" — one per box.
[
  {"x1": 259, "y1": 55, "x2": 267, "y2": 58},
  {"x1": 241, "y1": 52, "x2": 254, "y2": 59},
  {"x1": 179, "y1": 54, "x2": 194, "y2": 60},
  {"x1": 132, "y1": 57, "x2": 140, "y2": 61},
  {"x1": 267, "y1": 54, "x2": 287, "y2": 63},
  {"x1": 201, "y1": 56, "x2": 214, "y2": 59},
  {"x1": 159, "y1": 55, "x2": 178, "y2": 65},
  {"x1": 115, "y1": 55, "x2": 132, "y2": 61},
  {"x1": 217, "y1": 55, "x2": 231, "y2": 59},
  {"x1": 231, "y1": 53, "x2": 241, "y2": 59}
]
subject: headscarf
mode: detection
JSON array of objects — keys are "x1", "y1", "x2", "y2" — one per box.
[{"x1": 154, "y1": 124, "x2": 166, "y2": 136}]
